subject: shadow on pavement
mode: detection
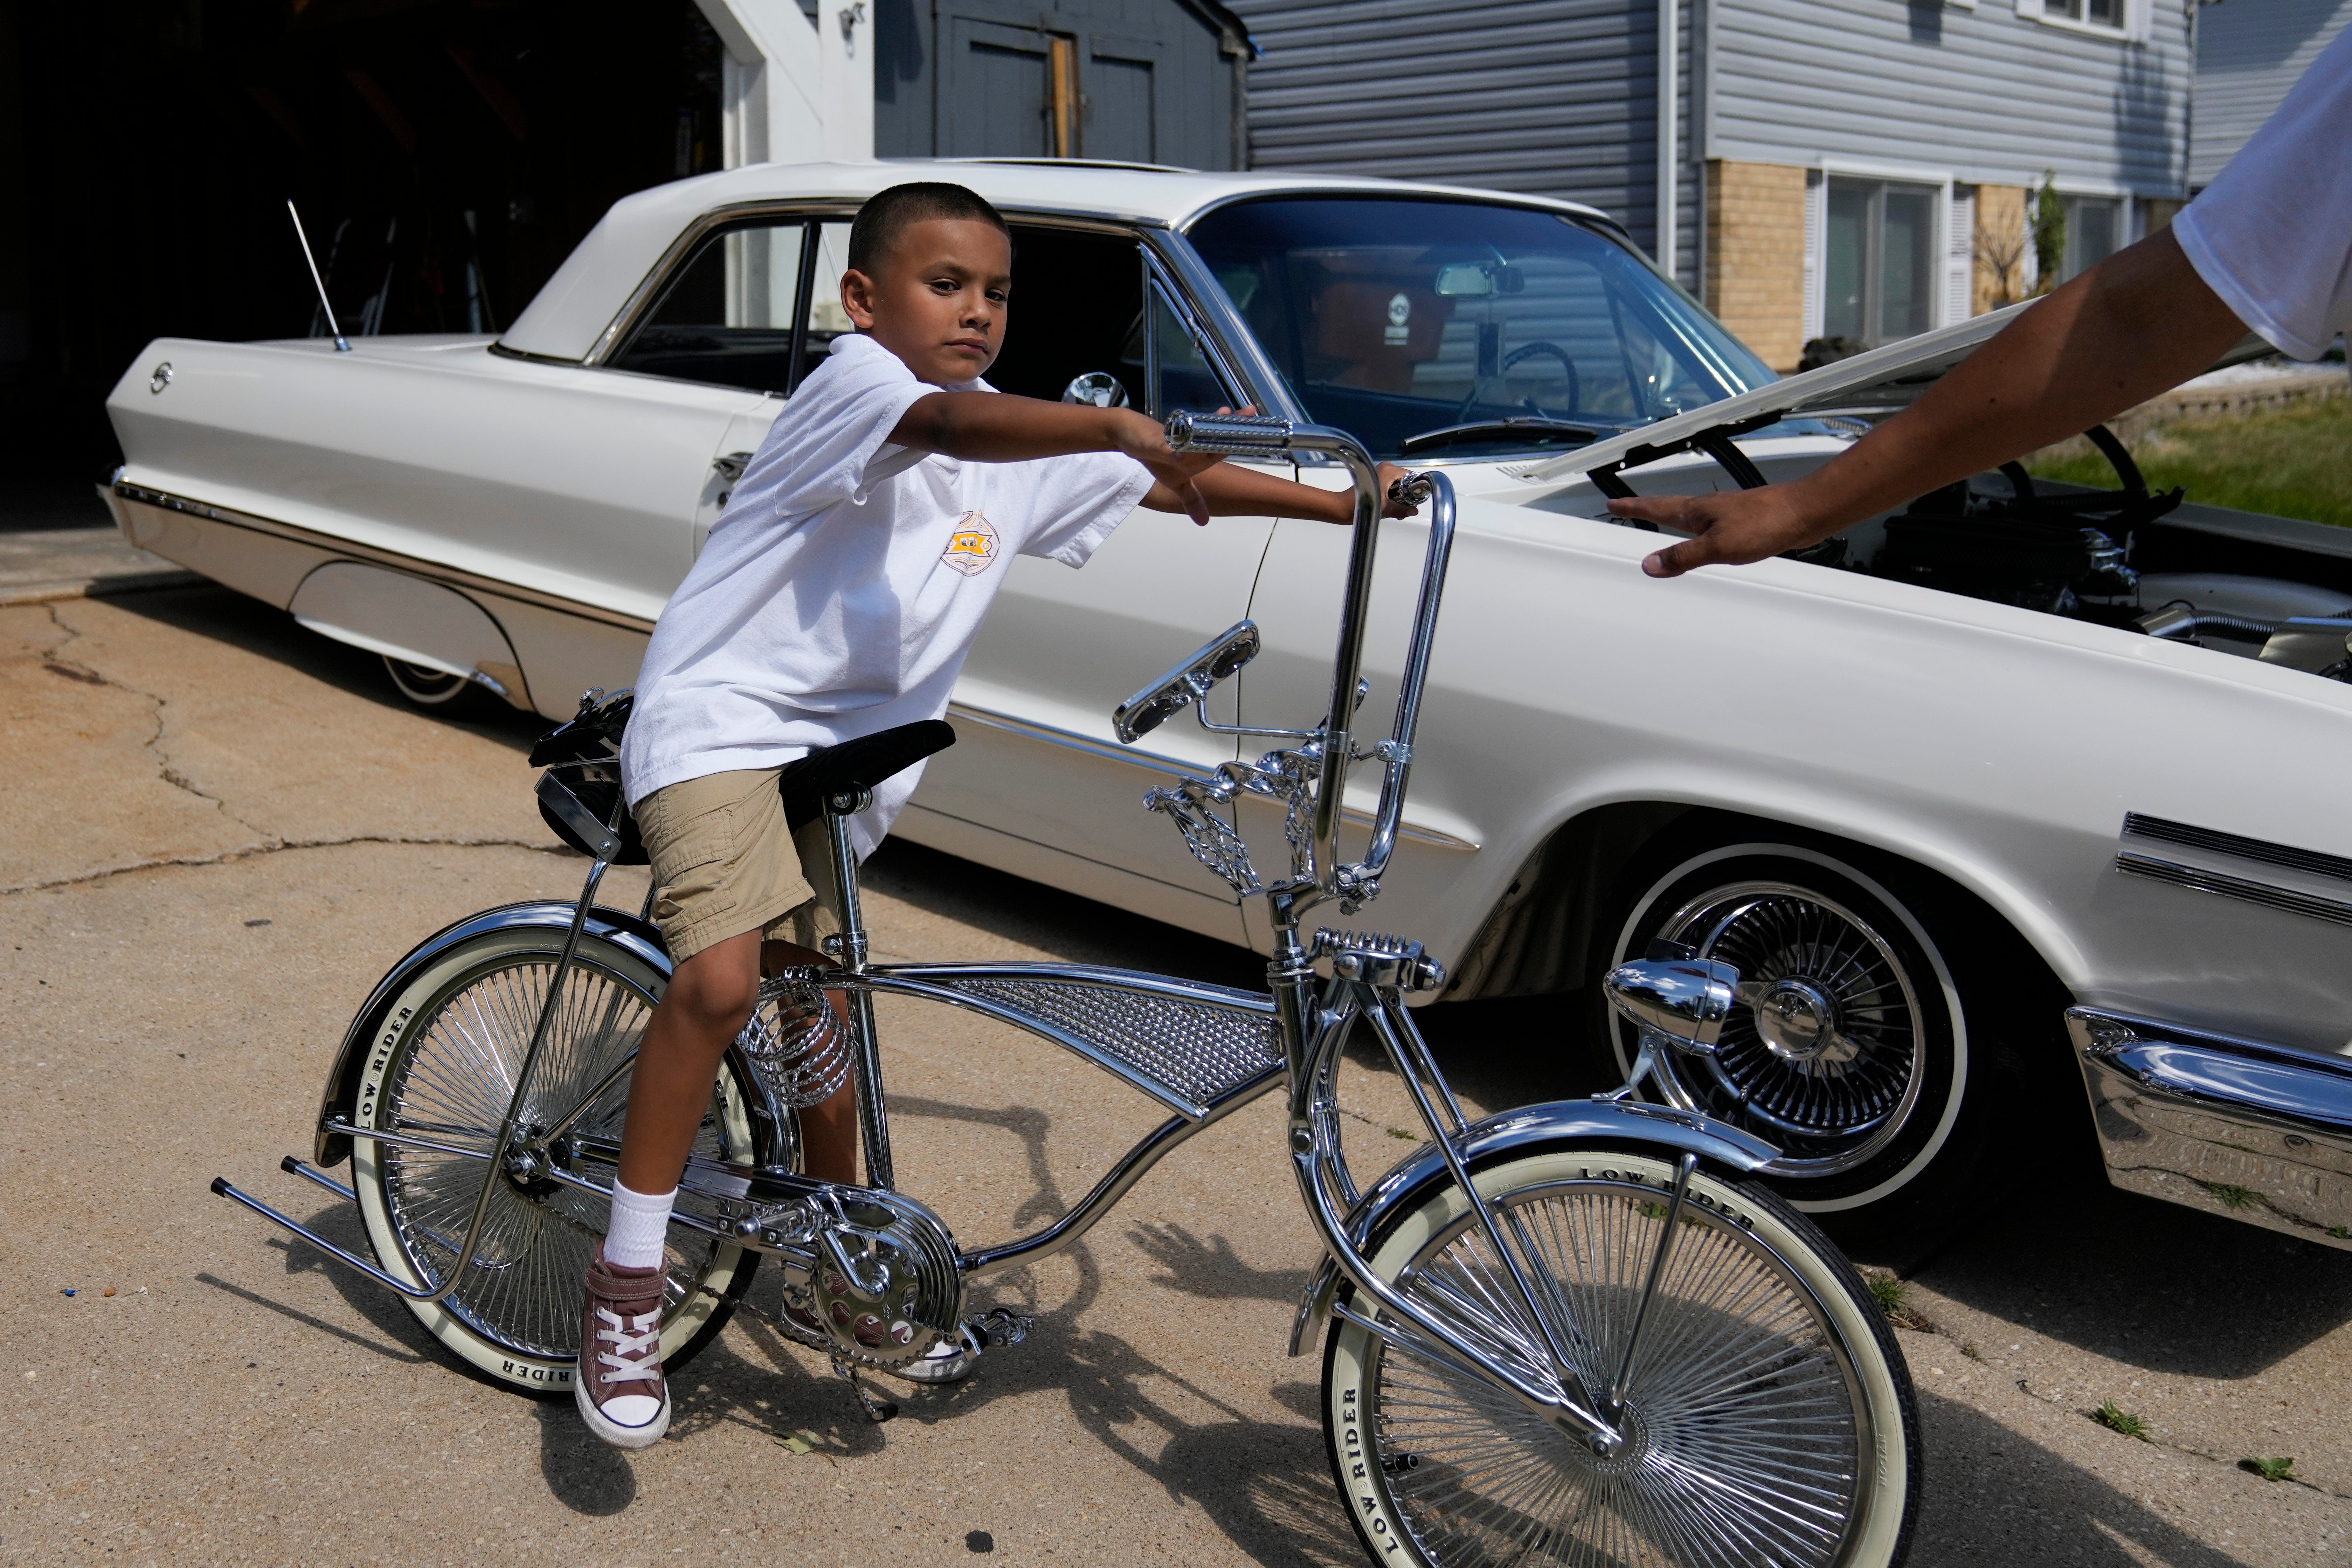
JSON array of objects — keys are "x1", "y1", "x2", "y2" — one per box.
[
  {"x1": 1910, "y1": 1144, "x2": 2352, "y2": 1380},
  {"x1": 95, "y1": 582, "x2": 547, "y2": 749},
  {"x1": 1912, "y1": 1391, "x2": 2254, "y2": 1567}
]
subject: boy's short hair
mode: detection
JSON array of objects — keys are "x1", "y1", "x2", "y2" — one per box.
[{"x1": 848, "y1": 182, "x2": 1010, "y2": 275}]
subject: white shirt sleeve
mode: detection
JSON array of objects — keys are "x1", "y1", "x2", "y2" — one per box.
[
  {"x1": 1016, "y1": 449, "x2": 1157, "y2": 568},
  {"x1": 738, "y1": 336, "x2": 938, "y2": 520},
  {"x1": 2172, "y1": 26, "x2": 2352, "y2": 361}
]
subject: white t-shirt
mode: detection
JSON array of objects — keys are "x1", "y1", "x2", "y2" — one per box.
[
  {"x1": 2174, "y1": 25, "x2": 2352, "y2": 362},
  {"x1": 621, "y1": 333, "x2": 1154, "y2": 851}
]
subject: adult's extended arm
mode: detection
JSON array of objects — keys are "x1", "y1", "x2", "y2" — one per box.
[{"x1": 1612, "y1": 227, "x2": 2250, "y2": 578}]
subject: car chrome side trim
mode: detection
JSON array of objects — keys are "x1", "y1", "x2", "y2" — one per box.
[
  {"x1": 2123, "y1": 813, "x2": 2352, "y2": 888},
  {"x1": 946, "y1": 700, "x2": 1479, "y2": 852},
  {"x1": 2070, "y1": 1007, "x2": 2352, "y2": 1252},
  {"x1": 112, "y1": 480, "x2": 658, "y2": 635},
  {"x1": 2114, "y1": 851, "x2": 2352, "y2": 928}
]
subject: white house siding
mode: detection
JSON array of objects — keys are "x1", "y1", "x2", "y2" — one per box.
[
  {"x1": 2191, "y1": 0, "x2": 2350, "y2": 187},
  {"x1": 1228, "y1": 0, "x2": 1706, "y2": 287},
  {"x1": 1710, "y1": 0, "x2": 2190, "y2": 200}
]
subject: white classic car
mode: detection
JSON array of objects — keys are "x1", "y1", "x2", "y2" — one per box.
[{"x1": 106, "y1": 159, "x2": 2352, "y2": 1241}]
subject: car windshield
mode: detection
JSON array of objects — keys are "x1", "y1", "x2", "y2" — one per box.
[{"x1": 1184, "y1": 197, "x2": 1775, "y2": 460}]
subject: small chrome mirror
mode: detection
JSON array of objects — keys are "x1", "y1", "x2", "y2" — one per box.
[
  {"x1": 1603, "y1": 954, "x2": 1739, "y2": 1055},
  {"x1": 1061, "y1": 371, "x2": 1130, "y2": 409},
  {"x1": 1113, "y1": 620, "x2": 1261, "y2": 743}
]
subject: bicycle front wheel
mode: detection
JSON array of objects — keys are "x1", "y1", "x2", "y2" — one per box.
[
  {"x1": 350, "y1": 923, "x2": 776, "y2": 1395},
  {"x1": 1322, "y1": 1145, "x2": 1918, "y2": 1568}
]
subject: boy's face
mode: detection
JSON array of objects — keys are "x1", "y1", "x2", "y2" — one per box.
[{"x1": 841, "y1": 218, "x2": 1012, "y2": 386}]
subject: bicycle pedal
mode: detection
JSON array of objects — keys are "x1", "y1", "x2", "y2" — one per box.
[{"x1": 974, "y1": 1307, "x2": 1031, "y2": 1349}]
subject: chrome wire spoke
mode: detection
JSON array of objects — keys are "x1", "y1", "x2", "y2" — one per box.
[
  {"x1": 1367, "y1": 1182, "x2": 1863, "y2": 1568},
  {"x1": 379, "y1": 955, "x2": 655, "y2": 1358}
]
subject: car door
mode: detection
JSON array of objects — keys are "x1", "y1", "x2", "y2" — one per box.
[{"x1": 897, "y1": 221, "x2": 1287, "y2": 942}]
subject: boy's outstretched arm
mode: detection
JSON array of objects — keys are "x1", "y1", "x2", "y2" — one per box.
[
  {"x1": 891, "y1": 393, "x2": 1223, "y2": 523},
  {"x1": 1142, "y1": 460, "x2": 1421, "y2": 525}
]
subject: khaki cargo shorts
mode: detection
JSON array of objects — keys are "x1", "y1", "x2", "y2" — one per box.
[{"x1": 634, "y1": 767, "x2": 844, "y2": 965}]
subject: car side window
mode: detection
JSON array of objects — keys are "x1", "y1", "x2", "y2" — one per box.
[
  {"x1": 608, "y1": 220, "x2": 812, "y2": 394},
  {"x1": 984, "y1": 223, "x2": 1146, "y2": 407}
]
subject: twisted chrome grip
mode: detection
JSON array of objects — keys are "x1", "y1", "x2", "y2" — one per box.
[{"x1": 1165, "y1": 410, "x2": 1297, "y2": 456}]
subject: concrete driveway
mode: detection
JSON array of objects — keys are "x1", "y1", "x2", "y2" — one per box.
[{"x1": 5, "y1": 581, "x2": 2351, "y2": 1566}]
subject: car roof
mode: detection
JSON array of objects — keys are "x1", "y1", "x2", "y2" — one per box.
[{"x1": 498, "y1": 159, "x2": 1620, "y2": 362}]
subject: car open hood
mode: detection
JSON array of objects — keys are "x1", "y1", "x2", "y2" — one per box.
[{"x1": 1520, "y1": 303, "x2": 2032, "y2": 489}]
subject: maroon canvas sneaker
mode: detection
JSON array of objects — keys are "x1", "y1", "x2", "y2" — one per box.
[{"x1": 575, "y1": 1250, "x2": 670, "y2": 1449}]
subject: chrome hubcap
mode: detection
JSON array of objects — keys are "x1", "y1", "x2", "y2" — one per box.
[
  {"x1": 1634, "y1": 877, "x2": 1927, "y2": 1176},
  {"x1": 1753, "y1": 975, "x2": 1856, "y2": 1065}
]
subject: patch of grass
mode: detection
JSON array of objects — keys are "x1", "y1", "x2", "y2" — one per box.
[
  {"x1": 2240, "y1": 1456, "x2": 2297, "y2": 1483},
  {"x1": 2202, "y1": 1181, "x2": 2257, "y2": 1211},
  {"x1": 1960, "y1": 1342, "x2": 1983, "y2": 1361},
  {"x1": 2027, "y1": 396, "x2": 2352, "y2": 527},
  {"x1": 1863, "y1": 1271, "x2": 1938, "y2": 1332},
  {"x1": 2095, "y1": 1401, "x2": 2152, "y2": 1442},
  {"x1": 1385, "y1": 1126, "x2": 1420, "y2": 1142}
]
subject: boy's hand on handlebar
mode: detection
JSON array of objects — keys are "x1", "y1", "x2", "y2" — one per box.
[
  {"x1": 1113, "y1": 409, "x2": 1223, "y2": 525},
  {"x1": 1378, "y1": 464, "x2": 1421, "y2": 519}
]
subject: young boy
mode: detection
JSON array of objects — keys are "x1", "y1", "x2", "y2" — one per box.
[{"x1": 580, "y1": 181, "x2": 1411, "y2": 1448}]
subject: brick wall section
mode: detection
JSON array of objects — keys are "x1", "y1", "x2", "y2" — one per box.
[
  {"x1": 1972, "y1": 184, "x2": 2029, "y2": 316},
  {"x1": 1704, "y1": 160, "x2": 1808, "y2": 372}
]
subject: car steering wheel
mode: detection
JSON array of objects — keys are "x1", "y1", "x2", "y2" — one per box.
[{"x1": 1500, "y1": 341, "x2": 1579, "y2": 419}]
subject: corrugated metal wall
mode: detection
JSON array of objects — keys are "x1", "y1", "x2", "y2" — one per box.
[
  {"x1": 1229, "y1": 0, "x2": 1703, "y2": 285},
  {"x1": 1711, "y1": 0, "x2": 2190, "y2": 197},
  {"x1": 2191, "y1": 0, "x2": 2348, "y2": 186}
]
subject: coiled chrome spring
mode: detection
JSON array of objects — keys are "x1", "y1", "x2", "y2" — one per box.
[{"x1": 735, "y1": 967, "x2": 852, "y2": 1108}]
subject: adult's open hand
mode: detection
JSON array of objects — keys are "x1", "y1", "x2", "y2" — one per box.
[
  {"x1": 1601, "y1": 227, "x2": 2247, "y2": 583},
  {"x1": 1608, "y1": 488, "x2": 1823, "y2": 578}
]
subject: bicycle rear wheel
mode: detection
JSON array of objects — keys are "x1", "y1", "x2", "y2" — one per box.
[
  {"x1": 1322, "y1": 1145, "x2": 1918, "y2": 1568},
  {"x1": 350, "y1": 923, "x2": 777, "y2": 1394}
]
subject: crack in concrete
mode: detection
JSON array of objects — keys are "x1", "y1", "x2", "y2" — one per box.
[
  {"x1": 13, "y1": 604, "x2": 569, "y2": 896},
  {"x1": 0, "y1": 833, "x2": 575, "y2": 898},
  {"x1": 43, "y1": 601, "x2": 278, "y2": 843},
  {"x1": 1988, "y1": 1363, "x2": 2352, "y2": 1500}
]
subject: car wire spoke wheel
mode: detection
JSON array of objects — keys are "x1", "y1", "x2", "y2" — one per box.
[
  {"x1": 1597, "y1": 837, "x2": 1974, "y2": 1215},
  {"x1": 1660, "y1": 882, "x2": 1923, "y2": 1172},
  {"x1": 351, "y1": 924, "x2": 774, "y2": 1393},
  {"x1": 1323, "y1": 1148, "x2": 1917, "y2": 1568}
]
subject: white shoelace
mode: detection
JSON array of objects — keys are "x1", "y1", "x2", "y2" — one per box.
[{"x1": 595, "y1": 1305, "x2": 662, "y2": 1386}]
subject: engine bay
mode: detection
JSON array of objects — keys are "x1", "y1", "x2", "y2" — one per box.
[{"x1": 1825, "y1": 426, "x2": 2352, "y2": 681}]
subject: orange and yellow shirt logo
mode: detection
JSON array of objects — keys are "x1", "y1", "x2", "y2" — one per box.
[{"x1": 941, "y1": 511, "x2": 1000, "y2": 577}]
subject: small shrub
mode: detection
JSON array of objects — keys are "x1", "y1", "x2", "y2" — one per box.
[{"x1": 2095, "y1": 1401, "x2": 2151, "y2": 1442}]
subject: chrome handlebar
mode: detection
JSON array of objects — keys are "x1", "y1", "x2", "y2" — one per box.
[{"x1": 1163, "y1": 413, "x2": 1458, "y2": 916}]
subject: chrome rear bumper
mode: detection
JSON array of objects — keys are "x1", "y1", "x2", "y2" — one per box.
[{"x1": 2071, "y1": 1007, "x2": 2352, "y2": 1251}]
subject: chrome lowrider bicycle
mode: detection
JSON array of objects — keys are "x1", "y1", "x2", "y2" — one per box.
[{"x1": 213, "y1": 415, "x2": 1919, "y2": 1567}]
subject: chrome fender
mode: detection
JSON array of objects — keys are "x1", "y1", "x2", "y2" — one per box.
[
  {"x1": 1286, "y1": 1097, "x2": 1779, "y2": 1356},
  {"x1": 313, "y1": 901, "x2": 671, "y2": 1167}
]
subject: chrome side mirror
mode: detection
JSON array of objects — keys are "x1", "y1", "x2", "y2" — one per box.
[
  {"x1": 1603, "y1": 951, "x2": 1739, "y2": 1055},
  {"x1": 1113, "y1": 620, "x2": 1261, "y2": 743},
  {"x1": 1061, "y1": 371, "x2": 1130, "y2": 409}
]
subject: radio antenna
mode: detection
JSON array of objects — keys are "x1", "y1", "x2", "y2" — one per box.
[{"x1": 287, "y1": 200, "x2": 351, "y2": 352}]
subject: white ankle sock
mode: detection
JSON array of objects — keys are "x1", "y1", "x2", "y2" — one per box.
[{"x1": 606, "y1": 1181, "x2": 677, "y2": 1270}]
